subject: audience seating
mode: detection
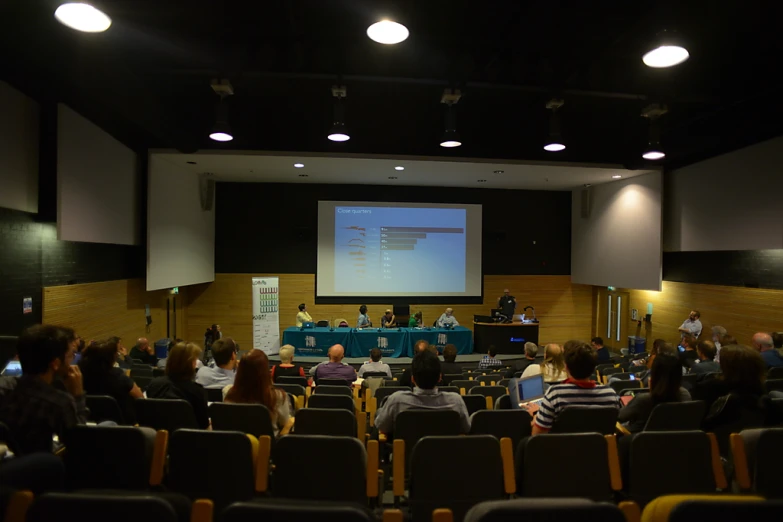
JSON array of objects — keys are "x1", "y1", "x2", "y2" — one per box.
[
  {"x1": 314, "y1": 385, "x2": 354, "y2": 397},
  {"x1": 442, "y1": 374, "x2": 464, "y2": 386},
  {"x1": 461, "y1": 394, "x2": 487, "y2": 416},
  {"x1": 452, "y1": 380, "x2": 480, "y2": 394},
  {"x1": 643, "y1": 401, "x2": 706, "y2": 431},
  {"x1": 208, "y1": 403, "x2": 276, "y2": 439},
  {"x1": 731, "y1": 428, "x2": 783, "y2": 499},
  {"x1": 610, "y1": 380, "x2": 643, "y2": 394},
  {"x1": 362, "y1": 371, "x2": 389, "y2": 379},
  {"x1": 437, "y1": 386, "x2": 460, "y2": 394},
  {"x1": 390, "y1": 410, "x2": 463, "y2": 486},
  {"x1": 367, "y1": 387, "x2": 410, "y2": 426},
  {"x1": 497, "y1": 379, "x2": 510, "y2": 388},
  {"x1": 641, "y1": 495, "x2": 773, "y2": 522},
  {"x1": 515, "y1": 433, "x2": 621, "y2": 501},
  {"x1": 464, "y1": 498, "x2": 626, "y2": 522},
  {"x1": 276, "y1": 376, "x2": 308, "y2": 388},
  {"x1": 680, "y1": 373, "x2": 699, "y2": 391},
  {"x1": 494, "y1": 395, "x2": 511, "y2": 410},
  {"x1": 316, "y1": 320, "x2": 330, "y2": 327},
  {"x1": 222, "y1": 501, "x2": 379, "y2": 522},
  {"x1": 469, "y1": 386, "x2": 507, "y2": 407},
  {"x1": 469, "y1": 410, "x2": 532, "y2": 449},
  {"x1": 294, "y1": 408, "x2": 357, "y2": 437},
  {"x1": 132, "y1": 375, "x2": 153, "y2": 391},
  {"x1": 134, "y1": 399, "x2": 199, "y2": 432},
  {"x1": 767, "y1": 367, "x2": 783, "y2": 379},
  {"x1": 601, "y1": 368, "x2": 624, "y2": 383},
  {"x1": 307, "y1": 394, "x2": 356, "y2": 413},
  {"x1": 316, "y1": 378, "x2": 351, "y2": 387},
  {"x1": 130, "y1": 367, "x2": 153, "y2": 378},
  {"x1": 275, "y1": 384, "x2": 306, "y2": 409},
  {"x1": 152, "y1": 368, "x2": 165, "y2": 377},
  {"x1": 475, "y1": 375, "x2": 500, "y2": 386},
  {"x1": 550, "y1": 406, "x2": 618, "y2": 435},
  {"x1": 765, "y1": 379, "x2": 783, "y2": 392},
  {"x1": 25, "y1": 493, "x2": 205, "y2": 522},
  {"x1": 205, "y1": 388, "x2": 224, "y2": 403},
  {"x1": 85, "y1": 395, "x2": 126, "y2": 425}
]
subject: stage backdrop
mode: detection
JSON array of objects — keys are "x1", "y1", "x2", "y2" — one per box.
[
  {"x1": 252, "y1": 276, "x2": 280, "y2": 354},
  {"x1": 185, "y1": 274, "x2": 593, "y2": 354}
]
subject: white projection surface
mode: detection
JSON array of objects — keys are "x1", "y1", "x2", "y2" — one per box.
[{"x1": 317, "y1": 201, "x2": 482, "y2": 297}]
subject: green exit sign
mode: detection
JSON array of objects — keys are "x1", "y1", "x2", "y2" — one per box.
[{"x1": 172, "y1": 287, "x2": 179, "y2": 294}]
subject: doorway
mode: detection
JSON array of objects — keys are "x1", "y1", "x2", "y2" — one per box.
[{"x1": 595, "y1": 289, "x2": 630, "y2": 350}]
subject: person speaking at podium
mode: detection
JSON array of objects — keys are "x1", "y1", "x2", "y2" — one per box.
[
  {"x1": 497, "y1": 289, "x2": 516, "y2": 321},
  {"x1": 295, "y1": 303, "x2": 312, "y2": 327},
  {"x1": 437, "y1": 308, "x2": 459, "y2": 328}
]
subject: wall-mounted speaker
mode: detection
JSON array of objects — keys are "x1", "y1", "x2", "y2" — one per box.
[
  {"x1": 200, "y1": 174, "x2": 215, "y2": 211},
  {"x1": 580, "y1": 188, "x2": 592, "y2": 219}
]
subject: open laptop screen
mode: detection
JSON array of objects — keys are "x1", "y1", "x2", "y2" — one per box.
[
  {"x1": 519, "y1": 374, "x2": 544, "y2": 400},
  {"x1": 1, "y1": 360, "x2": 22, "y2": 377}
]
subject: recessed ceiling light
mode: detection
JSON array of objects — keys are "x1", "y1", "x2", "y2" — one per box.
[
  {"x1": 544, "y1": 142, "x2": 566, "y2": 152},
  {"x1": 388, "y1": 176, "x2": 398, "y2": 180},
  {"x1": 642, "y1": 150, "x2": 666, "y2": 160},
  {"x1": 298, "y1": 174, "x2": 308, "y2": 177},
  {"x1": 366, "y1": 20, "x2": 409, "y2": 45},
  {"x1": 54, "y1": 2, "x2": 112, "y2": 33},
  {"x1": 394, "y1": 166, "x2": 404, "y2": 171},
  {"x1": 612, "y1": 175, "x2": 622, "y2": 179},
  {"x1": 294, "y1": 163, "x2": 304, "y2": 168},
  {"x1": 643, "y1": 45, "x2": 689, "y2": 68},
  {"x1": 493, "y1": 170, "x2": 504, "y2": 174},
  {"x1": 209, "y1": 132, "x2": 233, "y2": 142},
  {"x1": 477, "y1": 180, "x2": 487, "y2": 183},
  {"x1": 186, "y1": 161, "x2": 197, "y2": 165}
]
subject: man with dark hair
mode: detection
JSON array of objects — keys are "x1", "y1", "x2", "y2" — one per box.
[
  {"x1": 478, "y1": 345, "x2": 504, "y2": 369},
  {"x1": 375, "y1": 350, "x2": 470, "y2": 434},
  {"x1": 591, "y1": 337, "x2": 610, "y2": 363},
  {"x1": 399, "y1": 340, "x2": 435, "y2": 387},
  {"x1": 527, "y1": 340, "x2": 619, "y2": 435},
  {"x1": 678, "y1": 310, "x2": 702, "y2": 340},
  {"x1": 130, "y1": 337, "x2": 157, "y2": 366},
  {"x1": 0, "y1": 325, "x2": 88, "y2": 454},
  {"x1": 196, "y1": 337, "x2": 238, "y2": 388},
  {"x1": 440, "y1": 344, "x2": 462, "y2": 375},
  {"x1": 690, "y1": 340, "x2": 720, "y2": 374},
  {"x1": 358, "y1": 348, "x2": 391, "y2": 378}
]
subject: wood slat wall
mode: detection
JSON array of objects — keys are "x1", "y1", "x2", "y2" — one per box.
[
  {"x1": 43, "y1": 279, "x2": 173, "y2": 345},
  {"x1": 619, "y1": 281, "x2": 783, "y2": 348},
  {"x1": 184, "y1": 274, "x2": 594, "y2": 350}
]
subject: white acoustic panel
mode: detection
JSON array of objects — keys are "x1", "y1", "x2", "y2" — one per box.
[{"x1": 0, "y1": 82, "x2": 39, "y2": 213}]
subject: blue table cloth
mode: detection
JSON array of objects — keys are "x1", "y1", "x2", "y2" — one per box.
[
  {"x1": 406, "y1": 326, "x2": 473, "y2": 355},
  {"x1": 282, "y1": 327, "x2": 352, "y2": 357},
  {"x1": 349, "y1": 328, "x2": 409, "y2": 358}
]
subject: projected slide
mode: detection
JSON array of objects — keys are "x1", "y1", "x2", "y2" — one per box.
[{"x1": 317, "y1": 201, "x2": 482, "y2": 298}]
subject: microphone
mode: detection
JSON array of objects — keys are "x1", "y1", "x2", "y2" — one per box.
[{"x1": 523, "y1": 306, "x2": 538, "y2": 323}]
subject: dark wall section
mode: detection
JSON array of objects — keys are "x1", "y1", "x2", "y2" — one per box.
[
  {"x1": 215, "y1": 182, "x2": 572, "y2": 275},
  {"x1": 0, "y1": 207, "x2": 144, "y2": 336},
  {"x1": 664, "y1": 250, "x2": 783, "y2": 290}
]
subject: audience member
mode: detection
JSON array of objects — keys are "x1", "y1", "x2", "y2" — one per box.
[
  {"x1": 591, "y1": 337, "x2": 610, "y2": 362},
  {"x1": 752, "y1": 332, "x2": 783, "y2": 368},
  {"x1": 375, "y1": 350, "x2": 470, "y2": 434},
  {"x1": 295, "y1": 303, "x2": 312, "y2": 327},
  {"x1": 195, "y1": 337, "x2": 238, "y2": 388},
  {"x1": 437, "y1": 308, "x2": 459, "y2": 328},
  {"x1": 146, "y1": 342, "x2": 209, "y2": 429},
  {"x1": 271, "y1": 344, "x2": 306, "y2": 381},
  {"x1": 690, "y1": 340, "x2": 720, "y2": 374},
  {"x1": 408, "y1": 311, "x2": 423, "y2": 328},
  {"x1": 357, "y1": 305, "x2": 372, "y2": 328},
  {"x1": 204, "y1": 324, "x2": 222, "y2": 362},
  {"x1": 129, "y1": 337, "x2": 157, "y2": 366},
  {"x1": 527, "y1": 340, "x2": 620, "y2": 435},
  {"x1": 679, "y1": 335, "x2": 698, "y2": 370},
  {"x1": 111, "y1": 336, "x2": 131, "y2": 370},
  {"x1": 478, "y1": 345, "x2": 504, "y2": 370},
  {"x1": 71, "y1": 336, "x2": 86, "y2": 365},
  {"x1": 157, "y1": 338, "x2": 183, "y2": 369},
  {"x1": 80, "y1": 338, "x2": 143, "y2": 424},
  {"x1": 711, "y1": 326, "x2": 728, "y2": 363},
  {"x1": 224, "y1": 350, "x2": 291, "y2": 437},
  {"x1": 440, "y1": 344, "x2": 462, "y2": 376},
  {"x1": 773, "y1": 332, "x2": 783, "y2": 352},
  {"x1": 0, "y1": 325, "x2": 87, "y2": 454},
  {"x1": 358, "y1": 348, "x2": 392, "y2": 378},
  {"x1": 506, "y1": 342, "x2": 538, "y2": 378},
  {"x1": 399, "y1": 340, "x2": 434, "y2": 387},
  {"x1": 381, "y1": 309, "x2": 396, "y2": 328},
  {"x1": 313, "y1": 344, "x2": 357, "y2": 382},
  {"x1": 521, "y1": 343, "x2": 568, "y2": 382},
  {"x1": 678, "y1": 310, "x2": 702, "y2": 340},
  {"x1": 618, "y1": 353, "x2": 691, "y2": 433},
  {"x1": 692, "y1": 344, "x2": 767, "y2": 411}
]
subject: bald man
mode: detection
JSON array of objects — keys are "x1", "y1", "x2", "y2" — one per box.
[
  {"x1": 497, "y1": 288, "x2": 516, "y2": 320},
  {"x1": 313, "y1": 344, "x2": 357, "y2": 382},
  {"x1": 752, "y1": 332, "x2": 783, "y2": 368},
  {"x1": 437, "y1": 308, "x2": 459, "y2": 328},
  {"x1": 129, "y1": 337, "x2": 157, "y2": 366}
]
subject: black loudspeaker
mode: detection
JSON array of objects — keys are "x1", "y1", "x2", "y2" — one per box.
[
  {"x1": 200, "y1": 175, "x2": 215, "y2": 211},
  {"x1": 580, "y1": 188, "x2": 592, "y2": 219}
]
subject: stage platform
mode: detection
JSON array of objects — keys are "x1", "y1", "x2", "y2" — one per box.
[{"x1": 267, "y1": 352, "x2": 528, "y2": 368}]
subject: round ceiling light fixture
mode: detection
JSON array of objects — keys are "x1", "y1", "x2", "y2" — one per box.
[
  {"x1": 327, "y1": 123, "x2": 351, "y2": 142},
  {"x1": 293, "y1": 163, "x2": 304, "y2": 168},
  {"x1": 55, "y1": 2, "x2": 112, "y2": 32},
  {"x1": 366, "y1": 20, "x2": 409, "y2": 44},
  {"x1": 543, "y1": 142, "x2": 566, "y2": 152},
  {"x1": 394, "y1": 166, "x2": 405, "y2": 171},
  {"x1": 612, "y1": 175, "x2": 622, "y2": 179},
  {"x1": 209, "y1": 129, "x2": 233, "y2": 142},
  {"x1": 642, "y1": 149, "x2": 666, "y2": 160},
  {"x1": 643, "y1": 31, "x2": 689, "y2": 68}
]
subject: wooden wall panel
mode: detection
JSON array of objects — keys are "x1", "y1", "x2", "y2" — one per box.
[
  {"x1": 184, "y1": 274, "x2": 594, "y2": 351},
  {"x1": 619, "y1": 281, "x2": 783, "y2": 348},
  {"x1": 43, "y1": 279, "x2": 172, "y2": 345}
]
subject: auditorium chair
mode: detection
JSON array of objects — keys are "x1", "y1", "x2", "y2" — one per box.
[
  {"x1": 469, "y1": 410, "x2": 532, "y2": 449},
  {"x1": 610, "y1": 380, "x2": 643, "y2": 394},
  {"x1": 731, "y1": 428, "x2": 783, "y2": 498},
  {"x1": 641, "y1": 495, "x2": 773, "y2": 522},
  {"x1": 680, "y1": 373, "x2": 699, "y2": 391},
  {"x1": 497, "y1": 378, "x2": 511, "y2": 388},
  {"x1": 452, "y1": 379, "x2": 480, "y2": 394},
  {"x1": 294, "y1": 408, "x2": 357, "y2": 437},
  {"x1": 316, "y1": 320, "x2": 330, "y2": 327},
  {"x1": 611, "y1": 370, "x2": 647, "y2": 381},
  {"x1": 470, "y1": 385, "x2": 507, "y2": 407},
  {"x1": 135, "y1": 399, "x2": 199, "y2": 432},
  {"x1": 131, "y1": 366, "x2": 153, "y2": 378},
  {"x1": 596, "y1": 363, "x2": 617, "y2": 377},
  {"x1": 132, "y1": 375, "x2": 153, "y2": 391},
  {"x1": 768, "y1": 367, "x2": 783, "y2": 379},
  {"x1": 222, "y1": 501, "x2": 382, "y2": 522},
  {"x1": 208, "y1": 403, "x2": 277, "y2": 439},
  {"x1": 307, "y1": 393, "x2": 356, "y2": 413},
  {"x1": 25, "y1": 493, "x2": 211, "y2": 522},
  {"x1": 275, "y1": 383, "x2": 306, "y2": 409},
  {"x1": 276, "y1": 375, "x2": 308, "y2": 389},
  {"x1": 601, "y1": 367, "x2": 624, "y2": 383},
  {"x1": 153, "y1": 368, "x2": 165, "y2": 377},
  {"x1": 461, "y1": 394, "x2": 487, "y2": 416},
  {"x1": 367, "y1": 387, "x2": 410, "y2": 426},
  {"x1": 316, "y1": 377, "x2": 351, "y2": 387},
  {"x1": 442, "y1": 373, "x2": 464, "y2": 386},
  {"x1": 464, "y1": 498, "x2": 626, "y2": 522},
  {"x1": 765, "y1": 378, "x2": 783, "y2": 392},
  {"x1": 205, "y1": 388, "x2": 223, "y2": 403},
  {"x1": 494, "y1": 395, "x2": 511, "y2": 410},
  {"x1": 515, "y1": 433, "x2": 621, "y2": 501},
  {"x1": 438, "y1": 386, "x2": 460, "y2": 394},
  {"x1": 85, "y1": 395, "x2": 126, "y2": 425},
  {"x1": 643, "y1": 401, "x2": 706, "y2": 431},
  {"x1": 550, "y1": 406, "x2": 618, "y2": 435},
  {"x1": 314, "y1": 384, "x2": 354, "y2": 397},
  {"x1": 404, "y1": 435, "x2": 513, "y2": 522},
  {"x1": 475, "y1": 375, "x2": 500, "y2": 386},
  {"x1": 363, "y1": 371, "x2": 389, "y2": 379}
]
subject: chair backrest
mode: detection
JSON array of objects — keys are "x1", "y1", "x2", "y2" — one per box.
[
  {"x1": 476, "y1": 375, "x2": 499, "y2": 385},
  {"x1": 293, "y1": 408, "x2": 356, "y2": 437},
  {"x1": 498, "y1": 378, "x2": 511, "y2": 388},
  {"x1": 131, "y1": 367, "x2": 153, "y2": 378},
  {"x1": 516, "y1": 433, "x2": 616, "y2": 500},
  {"x1": 410, "y1": 435, "x2": 504, "y2": 522},
  {"x1": 27, "y1": 493, "x2": 177, "y2": 522},
  {"x1": 275, "y1": 383, "x2": 306, "y2": 398},
  {"x1": 609, "y1": 380, "x2": 642, "y2": 394},
  {"x1": 316, "y1": 320, "x2": 330, "y2": 327},
  {"x1": 62, "y1": 425, "x2": 154, "y2": 490},
  {"x1": 208, "y1": 403, "x2": 275, "y2": 439},
  {"x1": 469, "y1": 386, "x2": 507, "y2": 404},
  {"x1": 442, "y1": 374, "x2": 464, "y2": 386},
  {"x1": 463, "y1": 498, "x2": 626, "y2": 522},
  {"x1": 462, "y1": 394, "x2": 487, "y2": 416},
  {"x1": 628, "y1": 430, "x2": 721, "y2": 506},
  {"x1": 152, "y1": 368, "x2": 165, "y2": 377},
  {"x1": 168, "y1": 429, "x2": 256, "y2": 510},
  {"x1": 395, "y1": 410, "x2": 463, "y2": 472},
  {"x1": 316, "y1": 378, "x2": 351, "y2": 387},
  {"x1": 469, "y1": 410, "x2": 532, "y2": 449},
  {"x1": 596, "y1": 363, "x2": 616, "y2": 375},
  {"x1": 453, "y1": 380, "x2": 480, "y2": 392},
  {"x1": 222, "y1": 501, "x2": 374, "y2": 522},
  {"x1": 665, "y1": 498, "x2": 783, "y2": 522},
  {"x1": 736, "y1": 427, "x2": 783, "y2": 499},
  {"x1": 276, "y1": 375, "x2": 308, "y2": 388},
  {"x1": 373, "y1": 386, "x2": 410, "y2": 404},
  {"x1": 550, "y1": 406, "x2": 618, "y2": 435},
  {"x1": 494, "y1": 395, "x2": 512, "y2": 410},
  {"x1": 438, "y1": 386, "x2": 460, "y2": 394},
  {"x1": 602, "y1": 368, "x2": 624, "y2": 379},
  {"x1": 85, "y1": 395, "x2": 125, "y2": 425},
  {"x1": 681, "y1": 373, "x2": 699, "y2": 391},
  {"x1": 314, "y1": 385, "x2": 354, "y2": 397},
  {"x1": 134, "y1": 398, "x2": 199, "y2": 432},
  {"x1": 272, "y1": 435, "x2": 367, "y2": 503},
  {"x1": 363, "y1": 371, "x2": 388, "y2": 379},
  {"x1": 307, "y1": 393, "x2": 355, "y2": 412},
  {"x1": 644, "y1": 400, "x2": 706, "y2": 431},
  {"x1": 132, "y1": 375, "x2": 153, "y2": 391},
  {"x1": 205, "y1": 388, "x2": 224, "y2": 403},
  {"x1": 768, "y1": 367, "x2": 783, "y2": 379},
  {"x1": 765, "y1": 378, "x2": 783, "y2": 392}
]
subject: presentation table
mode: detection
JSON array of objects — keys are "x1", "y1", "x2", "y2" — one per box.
[
  {"x1": 473, "y1": 322, "x2": 540, "y2": 355},
  {"x1": 282, "y1": 326, "x2": 474, "y2": 358}
]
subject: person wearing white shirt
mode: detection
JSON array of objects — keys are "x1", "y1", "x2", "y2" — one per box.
[
  {"x1": 296, "y1": 303, "x2": 313, "y2": 327},
  {"x1": 437, "y1": 308, "x2": 459, "y2": 328},
  {"x1": 678, "y1": 310, "x2": 702, "y2": 340}
]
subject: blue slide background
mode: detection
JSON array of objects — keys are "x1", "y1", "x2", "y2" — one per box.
[{"x1": 334, "y1": 206, "x2": 466, "y2": 293}]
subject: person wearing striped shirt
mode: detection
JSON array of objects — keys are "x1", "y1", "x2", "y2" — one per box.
[
  {"x1": 525, "y1": 340, "x2": 620, "y2": 435},
  {"x1": 478, "y1": 346, "x2": 504, "y2": 369}
]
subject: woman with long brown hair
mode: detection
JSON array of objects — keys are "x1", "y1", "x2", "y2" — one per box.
[
  {"x1": 80, "y1": 338, "x2": 143, "y2": 424},
  {"x1": 224, "y1": 350, "x2": 290, "y2": 436},
  {"x1": 521, "y1": 343, "x2": 567, "y2": 382}
]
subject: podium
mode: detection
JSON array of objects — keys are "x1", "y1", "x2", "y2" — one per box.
[{"x1": 473, "y1": 322, "x2": 540, "y2": 354}]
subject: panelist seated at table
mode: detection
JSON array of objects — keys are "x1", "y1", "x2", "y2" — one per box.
[
  {"x1": 312, "y1": 344, "x2": 357, "y2": 382},
  {"x1": 436, "y1": 308, "x2": 459, "y2": 328},
  {"x1": 381, "y1": 309, "x2": 396, "y2": 329},
  {"x1": 295, "y1": 303, "x2": 313, "y2": 328},
  {"x1": 408, "y1": 311, "x2": 423, "y2": 328},
  {"x1": 357, "y1": 305, "x2": 373, "y2": 329}
]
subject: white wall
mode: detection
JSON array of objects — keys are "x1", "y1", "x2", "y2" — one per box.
[
  {"x1": 57, "y1": 104, "x2": 140, "y2": 245},
  {"x1": 572, "y1": 171, "x2": 662, "y2": 291},
  {"x1": 0, "y1": 82, "x2": 39, "y2": 213},
  {"x1": 147, "y1": 154, "x2": 215, "y2": 291},
  {"x1": 665, "y1": 136, "x2": 783, "y2": 252}
]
